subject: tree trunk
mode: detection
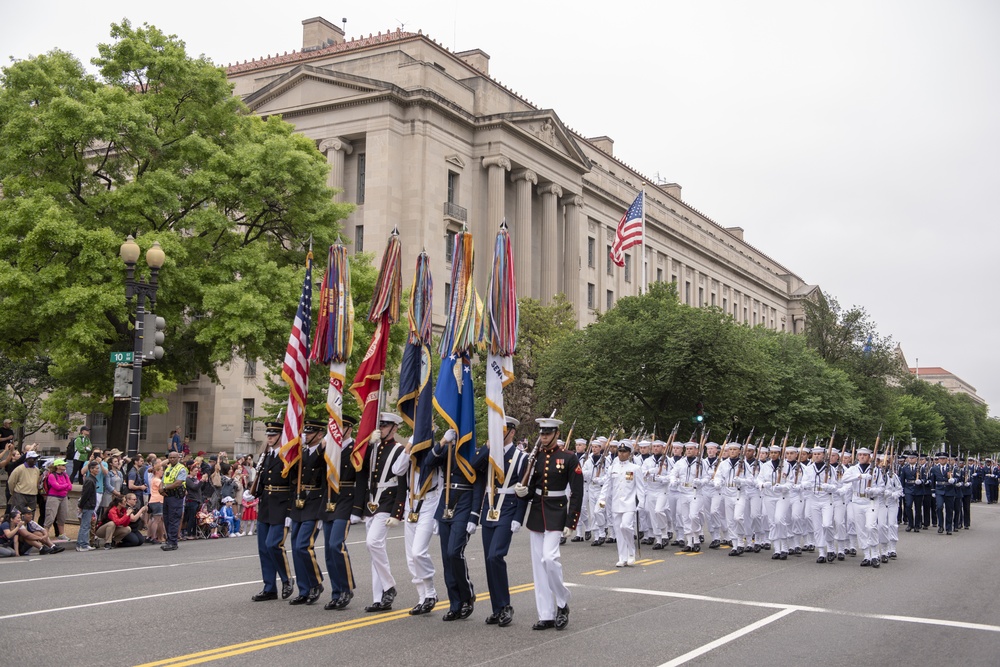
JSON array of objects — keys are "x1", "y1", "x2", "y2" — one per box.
[{"x1": 107, "y1": 399, "x2": 130, "y2": 452}]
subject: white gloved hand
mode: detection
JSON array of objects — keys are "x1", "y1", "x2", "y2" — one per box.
[
  {"x1": 965, "y1": 482, "x2": 971, "y2": 487},
  {"x1": 757, "y1": 481, "x2": 765, "y2": 490},
  {"x1": 466, "y1": 521, "x2": 477, "y2": 535},
  {"x1": 670, "y1": 480, "x2": 680, "y2": 490},
  {"x1": 597, "y1": 500, "x2": 606, "y2": 508},
  {"x1": 369, "y1": 430, "x2": 381, "y2": 445},
  {"x1": 349, "y1": 514, "x2": 362, "y2": 525},
  {"x1": 713, "y1": 479, "x2": 722, "y2": 489},
  {"x1": 443, "y1": 429, "x2": 457, "y2": 444},
  {"x1": 948, "y1": 478, "x2": 955, "y2": 485},
  {"x1": 914, "y1": 479, "x2": 923, "y2": 485},
  {"x1": 385, "y1": 517, "x2": 401, "y2": 527},
  {"x1": 692, "y1": 478, "x2": 703, "y2": 488},
  {"x1": 510, "y1": 520, "x2": 521, "y2": 534},
  {"x1": 562, "y1": 527, "x2": 572, "y2": 539},
  {"x1": 514, "y1": 483, "x2": 528, "y2": 498},
  {"x1": 860, "y1": 473, "x2": 872, "y2": 482},
  {"x1": 792, "y1": 483, "x2": 803, "y2": 491},
  {"x1": 821, "y1": 484, "x2": 835, "y2": 493}
]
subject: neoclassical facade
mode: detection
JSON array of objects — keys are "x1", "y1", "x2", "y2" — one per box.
[{"x1": 227, "y1": 17, "x2": 819, "y2": 333}]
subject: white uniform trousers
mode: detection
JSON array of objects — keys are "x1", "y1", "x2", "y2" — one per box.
[
  {"x1": 768, "y1": 495, "x2": 792, "y2": 551},
  {"x1": 404, "y1": 489, "x2": 439, "y2": 600},
  {"x1": 707, "y1": 492, "x2": 725, "y2": 540},
  {"x1": 791, "y1": 494, "x2": 808, "y2": 545},
  {"x1": 833, "y1": 497, "x2": 849, "y2": 551},
  {"x1": 807, "y1": 495, "x2": 834, "y2": 555},
  {"x1": 529, "y1": 529, "x2": 570, "y2": 621},
  {"x1": 612, "y1": 510, "x2": 636, "y2": 563},
  {"x1": 849, "y1": 500, "x2": 878, "y2": 559},
  {"x1": 648, "y1": 489, "x2": 668, "y2": 541},
  {"x1": 722, "y1": 494, "x2": 740, "y2": 543},
  {"x1": 676, "y1": 492, "x2": 697, "y2": 544},
  {"x1": 576, "y1": 487, "x2": 591, "y2": 537},
  {"x1": 365, "y1": 512, "x2": 396, "y2": 599},
  {"x1": 587, "y1": 488, "x2": 607, "y2": 536}
]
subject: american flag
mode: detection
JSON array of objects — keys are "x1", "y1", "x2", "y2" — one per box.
[
  {"x1": 610, "y1": 192, "x2": 644, "y2": 267},
  {"x1": 278, "y1": 255, "x2": 312, "y2": 474}
]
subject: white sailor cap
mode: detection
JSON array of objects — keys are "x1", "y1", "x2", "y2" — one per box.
[
  {"x1": 638, "y1": 440, "x2": 652, "y2": 448},
  {"x1": 505, "y1": 416, "x2": 520, "y2": 429},
  {"x1": 556, "y1": 439, "x2": 564, "y2": 446},
  {"x1": 574, "y1": 438, "x2": 587, "y2": 445},
  {"x1": 379, "y1": 412, "x2": 403, "y2": 425},
  {"x1": 594, "y1": 436, "x2": 608, "y2": 444},
  {"x1": 856, "y1": 447, "x2": 872, "y2": 455},
  {"x1": 785, "y1": 447, "x2": 799, "y2": 454},
  {"x1": 705, "y1": 441, "x2": 720, "y2": 449},
  {"x1": 745, "y1": 444, "x2": 757, "y2": 451},
  {"x1": 769, "y1": 445, "x2": 782, "y2": 452},
  {"x1": 610, "y1": 440, "x2": 620, "y2": 448},
  {"x1": 830, "y1": 448, "x2": 840, "y2": 455},
  {"x1": 725, "y1": 441, "x2": 741, "y2": 450},
  {"x1": 684, "y1": 440, "x2": 699, "y2": 448},
  {"x1": 652, "y1": 440, "x2": 666, "y2": 447},
  {"x1": 536, "y1": 417, "x2": 563, "y2": 430},
  {"x1": 811, "y1": 446, "x2": 826, "y2": 454}
]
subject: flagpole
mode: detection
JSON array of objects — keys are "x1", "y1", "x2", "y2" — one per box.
[{"x1": 640, "y1": 184, "x2": 646, "y2": 295}]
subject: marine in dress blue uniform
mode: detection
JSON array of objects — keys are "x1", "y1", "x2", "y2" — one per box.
[
  {"x1": 287, "y1": 419, "x2": 327, "y2": 605},
  {"x1": 251, "y1": 421, "x2": 294, "y2": 602},
  {"x1": 928, "y1": 452, "x2": 957, "y2": 534},
  {"x1": 322, "y1": 415, "x2": 364, "y2": 611},
  {"x1": 472, "y1": 416, "x2": 526, "y2": 628}
]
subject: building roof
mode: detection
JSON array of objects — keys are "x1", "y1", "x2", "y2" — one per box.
[
  {"x1": 909, "y1": 367, "x2": 951, "y2": 376},
  {"x1": 226, "y1": 29, "x2": 419, "y2": 75}
]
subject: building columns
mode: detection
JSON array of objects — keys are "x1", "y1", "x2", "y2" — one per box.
[
  {"x1": 510, "y1": 168, "x2": 537, "y2": 300},
  {"x1": 537, "y1": 183, "x2": 563, "y2": 304},
  {"x1": 562, "y1": 194, "x2": 583, "y2": 309},
  {"x1": 319, "y1": 138, "x2": 353, "y2": 202}
]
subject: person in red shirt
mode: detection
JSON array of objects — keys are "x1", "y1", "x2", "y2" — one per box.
[{"x1": 96, "y1": 493, "x2": 147, "y2": 549}]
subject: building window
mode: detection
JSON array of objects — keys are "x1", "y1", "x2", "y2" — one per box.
[
  {"x1": 139, "y1": 415, "x2": 148, "y2": 441},
  {"x1": 356, "y1": 153, "x2": 366, "y2": 204},
  {"x1": 743, "y1": 307, "x2": 748, "y2": 323},
  {"x1": 445, "y1": 229, "x2": 457, "y2": 264},
  {"x1": 444, "y1": 283, "x2": 452, "y2": 308},
  {"x1": 624, "y1": 254, "x2": 632, "y2": 283},
  {"x1": 588, "y1": 237, "x2": 596, "y2": 268},
  {"x1": 723, "y1": 298, "x2": 728, "y2": 312},
  {"x1": 354, "y1": 225, "x2": 364, "y2": 253},
  {"x1": 671, "y1": 274, "x2": 676, "y2": 285},
  {"x1": 698, "y1": 287, "x2": 704, "y2": 307},
  {"x1": 606, "y1": 245, "x2": 613, "y2": 275},
  {"x1": 587, "y1": 283, "x2": 595, "y2": 309},
  {"x1": 607, "y1": 290, "x2": 614, "y2": 311},
  {"x1": 244, "y1": 359, "x2": 256, "y2": 378},
  {"x1": 711, "y1": 293, "x2": 716, "y2": 306},
  {"x1": 183, "y1": 401, "x2": 198, "y2": 442},
  {"x1": 243, "y1": 399, "x2": 254, "y2": 438},
  {"x1": 685, "y1": 282, "x2": 691, "y2": 304},
  {"x1": 447, "y1": 171, "x2": 459, "y2": 204},
  {"x1": 656, "y1": 268, "x2": 663, "y2": 283}
]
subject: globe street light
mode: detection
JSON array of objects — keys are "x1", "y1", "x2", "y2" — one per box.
[{"x1": 120, "y1": 236, "x2": 165, "y2": 459}]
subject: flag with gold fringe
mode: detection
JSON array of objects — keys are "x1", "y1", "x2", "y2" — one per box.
[
  {"x1": 398, "y1": 252, "x2": 434, "y2": 462},
  {"x1": 433, "y1": 230, "x2": 480, "y2": 483},
  {"x1": 278, "y1": 252, "x2": 313, "y2": 475},
  {"x1": 479, "y1": 221, "x2": 518, "y2": 484},
  {"x1": 310, "y1": 242, "x2": 354, "y2": 493},
  {"x1": 349, "y1": 229, "x2": 401, "y2": 471}
]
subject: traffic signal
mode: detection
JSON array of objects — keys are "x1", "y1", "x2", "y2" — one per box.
[
  {"x1": 691, "y1": 401, "x2": 707, "y2": 424},
  {"x1": 142, "y1": 313, "x2": 166, "y2": 361}
]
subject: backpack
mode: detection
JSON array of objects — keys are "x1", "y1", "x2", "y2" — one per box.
[{"x1": 220, "y1": 475, "x2": 237, "y2": 499}]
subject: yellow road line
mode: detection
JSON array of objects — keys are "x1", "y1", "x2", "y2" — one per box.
[
  {"x1": 138, "y1": 584, "x2": 535, "y2": 667},
  {"x1": 581, "y1": 569, "x2": 606, "y2": 575},
  {"x1": 594, "y1": 570, "x2": 619, "y2": 576}
]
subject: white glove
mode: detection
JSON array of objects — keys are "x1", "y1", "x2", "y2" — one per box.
[
  {"x1": 792, "y1": 483, "x2": 802, "y2": 491},
  {"x1": 914, "y1": 479, "x2": 923, "y2": 485},
  {"x1": 756, "y1": 481, "x2": 765, "y2": 490},
  {"x1": 443, "y1": 429, "x2": 457, "y2": 444},
  {"x1": 868, "y1": 487, "x2": 881, "y2": 497},
  {"x1": 669, "y1": 480, "x2": 680, "y2": 490},
  {"x1": 466, "y1": 522, "x2": 477, "y2": 535},
  {"x1": 713, "y1": 479, "x2": 722, "y2": 489},
  {"x1": 948, "y1": 478, "x2": 955, "y2": 485},
  {"x1": 860, "y1": 473, "x2": 872, "y2": 482},
  {"x1": 385, "y1": 517, "x2": 401, "y2": 527},
  {"x1": 349, "y1": 514, "x2": 362, "y2": 525},
  {"x1": 692, "y1": 478, "x2": 703, "y2": 488},
  {"x1": 821, "y1": 484, "x2": 835, "y2": 493},
  {"x1": 510, "y1": 520, "x2": 521, "y2": 534},
  {"x1": 964, "y1": 482, "x2": 971, "y2": 487},
  {"x1": 562, "y1": 527, "x2": 572, "y2": 539},
  {"x1": 369, "y1": 430, "x2": 381, "y2": 445},
  {"x1": 514, "y1": 483, "x2": 528, "y2": 498}
]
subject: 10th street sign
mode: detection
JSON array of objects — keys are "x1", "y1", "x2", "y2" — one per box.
[{"x1": 110, "y1": 351, "x2": 134, "y2": 364}]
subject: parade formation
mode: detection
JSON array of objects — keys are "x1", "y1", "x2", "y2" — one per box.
[{"x1": 243, "y1": 222, "x2": 991, "y2": 633}]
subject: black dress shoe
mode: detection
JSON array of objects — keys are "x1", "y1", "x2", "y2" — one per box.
[
  {"x1": 816, "y1": 556, "x2": 826, "y2": 563},
  {"x1": 871, "y1": 559, "x2": 880, "y2": 569},
  {"x1": 683, "y1": 545, "x2": 693, "y2": 553},
  {"x1": 860, "y1": 559, "x2": 871, "y2": 567},
  {"x1": 708, "y1": 539, "x2": 721, "y2": 549},
  {"x1": 365, "y1": 601, "x2": 392, "y2": 612},
  {"x1": 485, "y1": 613, "x2": 499, "y2": 625},
  {"x1": 880, "y1": 555, "x2": 888, "y2": 563},
  {"x1": 333, "y1": 590, "x2": 354, "y2": 610},
  {"x1": 532, "y1": 620, "x2": 555, "y2": 631},
  {"x1": 252, "y1": 590, "x2": 278, "y2": 602},
  {"x1": 442, "y1": 610, "x2": 461, "y2": 621},
  {"x1": 324, "y1": 596, "x2": 341, "y2": 611},
  {"x1": 947, "y1": 531, "x2": 952, "y2": 535},
  {"x1": 306, "y1": 584, "x2": 323, "y2": 605},
  {"x1": 498, "y1": 605, "x2": 514, "y2": 627},
  {"x1": 559, "y1": 536, "x2": 566, "y2": 545},
  {"x1": 160, "y1": 544, "x2": 178, "y2": 551},
  {"x1": 778, "y1": 552, "x2": 786, "y2": 560},
  {"x1": 585, "y1": 531, "x2": 592, "y2": 541},
  {"x1": 282, "y1": 580, "x2": 294, "y2": 600},
  {"x1": 570, "y1": 536, "x2": 584, "y2": 542},
  {"x1": 771, "y1": 552, "x2": 781, "y2": 560},
  {"x1": 938, "y1": 527, "x2": 944, "y2": 534},
  {"x1": 729, "y1": 548, "x2": 741, "y2": 557},
  {"x1": 554, "y1": 605, "x2": 569, "y2": 630},
  {"x1": 905, "y1": 526, "x2": 912, "y2": 532},
  {"x1": 692, "y1": 544, "x2": 701, "y2": 553},
  {"x1": 837, "y1": 553, "x2": 845, "y2": 561},
  {"x1": 289, "y1": 595, "x2": 309, "y2": 605},
  {"x1": 458, "y1": 600, "x2": 474, "y2": 619},
  {"x1": 826, "y1": 553, "x2": 836, "y2": 563},
  {"x1": 652, "y1": 542, "x2": 664, "y2": 550},
  {"x1": 380, "y1": 586, "x2": 397, "y2": 607},
  {"x1": 607, "y1": 537, "x2": 616, "y2": 544}
]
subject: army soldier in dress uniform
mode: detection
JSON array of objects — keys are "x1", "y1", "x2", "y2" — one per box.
[
  {"x1": 251, "y1": 421, "x2": 294, "y2": 602},
  {"x1": 513, "y1": 416, "x2": 584, "y2": 631},
  {"x1": 362, "y1": 412, "x2": 409, "y2": 612},
  {"x1": 424, "y1": 424, "x2": 483, "y2": 622},
  {"x1": 473, "y1": 416, "x2": 527, "y2": 627},
  {"x1": 322, "y1": 415, "x2": 364, "y2": 611},
  {"x1": 288, "y1": 419, "x2": 327, "y2": 605}
]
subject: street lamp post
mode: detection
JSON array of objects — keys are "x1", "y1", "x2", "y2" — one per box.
[{"x1": 120, "y1": 236, "x2": 165, "y2": 460}]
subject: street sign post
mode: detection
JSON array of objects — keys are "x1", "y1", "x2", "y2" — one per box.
[{"x1": 110, "y1": 351, "x2": 134, "y2": 364}]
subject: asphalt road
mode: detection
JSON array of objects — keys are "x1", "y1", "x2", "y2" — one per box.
[{"x1": 3, "y1": 504, "x2": 999, "y2": 667}]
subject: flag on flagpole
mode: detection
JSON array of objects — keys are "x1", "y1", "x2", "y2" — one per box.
[
  {"x1": 433, "y1": 230, "x2": 480, "y2": 483},
  {"x1": 278, "y1": 253, "x2": 313, "y2": 475},
  {"x1": 349, "y1": 230, "x2": 402, "y2": 470},
  {"x1": 479, "y1": 222, "x2": 518, "y2": 483},
  {"x1": 610, "y1": 191, "x2": 644, "y2": 267},
  {"x1": 310, "y1": 243, "x2": 354, "y2": 493},
  {"x1": 398, "y1": 253, "x2": 434, "y2": 461}
]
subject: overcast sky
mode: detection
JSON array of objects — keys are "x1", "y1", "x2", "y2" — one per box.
[{"x1": 4, "y1": 1, "x2": 999, "y2": 416}]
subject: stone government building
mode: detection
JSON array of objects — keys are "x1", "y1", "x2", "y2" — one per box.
[{"x1": 29, "y1": 16, "x2": 824, "y2": 456}]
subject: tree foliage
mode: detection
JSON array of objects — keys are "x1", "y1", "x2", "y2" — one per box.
[
  {"x1": 0, "y1": 353, "x2": 58, "y2": 444},
  {"x1": 0, "y1": 22, "x2": 352, "y2": 436}
]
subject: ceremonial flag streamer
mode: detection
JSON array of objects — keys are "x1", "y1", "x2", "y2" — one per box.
[
  {"x1": 278, "y1": 253, "x2": 313, "y2": 475},
  {"x1": 398, "y1": 253, "x2": 435, "y2": 462},
  {"x1": 479, "y1": 222, "x2": 518, "y2": 483},
  {"x1": 434, "y1": 230, "x2": 480, "y2": 483},
  {"x1": 349, "y1": 230, "x2": 402, "y2": 470},
  {"x1": 310, "y1": 243, "x2": 354, "y2": 493},
  {"x1": 609, "y1": 191, "x2": 644, "y2": 267}
]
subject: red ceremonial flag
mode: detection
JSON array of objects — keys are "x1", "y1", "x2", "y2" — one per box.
[{"x1": 609, "y1": 191, "x2": 644, "y2": 267}]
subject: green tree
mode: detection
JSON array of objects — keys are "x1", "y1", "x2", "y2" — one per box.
[
  {"x1": 890, "y1": 393, "x2": 946, "y2": 450},
  {"x1": 0, "y1": 21, "x2": 352, "y2": 447},
  {"x1": 0, "y1": 354, "x2": 58, "y2": 445}
]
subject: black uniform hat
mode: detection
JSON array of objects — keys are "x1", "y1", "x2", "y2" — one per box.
[
  {"x1": 342, "y1": 414, "x2": 358, "y2": 428},
  {"x1": 265, "y1": 421, "x2": 283, "y2": 435},
  {"x1": 303, "y1": 419, "x2": 326, "y2": 433}
]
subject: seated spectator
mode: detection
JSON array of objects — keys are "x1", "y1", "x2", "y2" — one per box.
[
  {"x1": 218, "y1": 496, "x2": 237, "y2": 536},
  {"x1": 1, "y1": 508, "x2": 24, "y2": 556},
  {"x1": 96, "y1": 493, "x2": 147, "y2": 549},
  {"x1": 19, "y1": 508, "x2": 65, "y2": 554},
  {"x1": 42, "y1": 458, "x2": 73, "y2": 540},
  {"x1": 76, "y1": 461, "x2": 100, "y2": 552}
]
